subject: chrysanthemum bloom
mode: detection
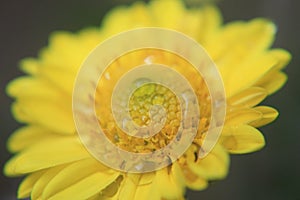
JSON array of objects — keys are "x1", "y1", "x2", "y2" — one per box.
[{"x1": 4, "y1": 0, "x2": 290, "y2": 199}]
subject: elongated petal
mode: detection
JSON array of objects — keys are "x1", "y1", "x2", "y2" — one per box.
[
  {"x1": 102, "y1": 2, "x2": 154, "y2": 37},
  {"x1": 11, "y1": 100, "x2": 74, "y2": 134},
  {"x1": 6, "y1": 77, "x2": 67, "y2": 99},
  {"x1": 226, "y1": 108, "x2": 262, "y2": 126},
  {"x1": 4, "y1": 137, "x2": 90, "y2": 176},
  {"x1": 210, "y1": 19, "x2": 275, "y2": 62},
  {"x1": 250, "y1": 106, "x2": 279, "y2": 127},
  {"x1": 133, "y1": 184, "x2": 160, "y2": 200},
  {"x1": 8, "y1": 126, "x2": 61, "y2": 153},
  {"x1": 224, "y1": 52, "x2": 278, "y2": 97},
  {"x1": 197, "y1": 6, "x2": 222, "y2": 44},
  {"x1": 153, "y1": 163, "x2": 185, "y2": 199},
  {"x1": 42, "y1": 31, "x2": 95, "y2": 72},
  {"x1": 43, "y1": 159, "x2": 119, "y2": 200},
  {"x1": 268, "y1": 49, "x2": 291, "y2": 70},
  {"x1": 185, "y1": 175, "x2": 207, "y2": 191},
  {"x1": 228, "y1": 87, "x2": 267, "y2": 108},
  {"x1": 150, "y1": 0, "x2": 185, "y2": 29},
  {"x1": 99, "y1": 175, "x2": 124, "y2": 199},
  {"x1": 18, "y1": 170, "x2": 44, "y2": 199},
  {"x1": 180, "y1": 161, "x2": 208, "y2": 191},
  {"x1": 118, "y1": 174, "x2": 141, "y2": 200},
  {"x1": 105, "y1": 173, "x2": 157, "y2": 200},
  {"x1": 38, "y1": 66, "x2": 77, "y2": 96},
  {"x1": 7, "y1": 76, "x2": 74, "y2": 134},
  {"x1": 133, "y1": 174, "x2": 159, "y2": 200},
  {"x1": 209, "y1": 19, "x2": 277, "y2": 97},
  {"x1": 255, "y1": 71, "x2": 287, "y2": 94},
  {"x1": 20, "y1": 58, "x2": 39, "y2": 75},
  {"x1": 220, "y1": 125, "x2": 265, "y2": 154},
  {"x1": 187, "y1": 144, "x2": 229, "y2": 180},
  {"x1": 36, "y1": 30, "x2": 104, "y2": 95},
  {"x1": 31, "y1": 165, "x2": 68, "y2": 199}
]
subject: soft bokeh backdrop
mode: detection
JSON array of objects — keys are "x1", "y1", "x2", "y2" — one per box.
[{"x1": 0, "y1": 0, "x2": 299, "y2": 199}]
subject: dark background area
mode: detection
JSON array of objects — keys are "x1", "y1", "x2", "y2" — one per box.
[{"x1": 0, "y1": 0, "x2": 299, "y2": 199}]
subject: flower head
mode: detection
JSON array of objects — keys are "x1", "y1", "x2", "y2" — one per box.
[{"x1": 4, "y1": 0, "x2": 290, "y2": 199}]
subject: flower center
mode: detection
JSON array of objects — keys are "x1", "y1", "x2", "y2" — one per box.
[
  {"x1": 129, "y1": 82, "x2": 181, "y2": 138},
  {"x1": 95, "y1": 49, "x2": 211, "y2": 153}
]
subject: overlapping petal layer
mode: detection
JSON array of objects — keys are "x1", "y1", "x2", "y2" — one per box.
[{"x1": 4, "y1": 0, "x2": 290, "y2": 199}]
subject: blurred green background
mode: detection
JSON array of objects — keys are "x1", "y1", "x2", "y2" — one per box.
[{"x1": 0, "y1": 0, "x2": 299, "y2": 199}]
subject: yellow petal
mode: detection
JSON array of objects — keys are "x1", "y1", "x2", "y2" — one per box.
[
  {"x1": 209, "y1": 19, "x2": 277, "y2": 97},
  {"x1": 223, "y1": 51, "x2": 278, "y2": 97},
  {"x1": 36, "y1": 31, "x2": 103, "y2": 95},
  {"x1": 228, "y1": 87, "x2": 267, "y2": 108},
  {"x1": 19, "y1": 58, "x2": 39, "y2": 75},
  {"x1": 38, "y1": 65, "x2": 77, "y2": 96},
  {"x1": 43, "y1": 159, "x2": 119, "y2": 200},
  {"x1": 197, "y1": 6, "x2": 222, "y2": 45},
  {"x1": 43, "y1": 31, "x2": 89, "y2": 72},
  {"x1": 226, "y1": 108, "x2": 262, "y2": 126},
  {"x1": 184, "y1": 174, "x2": 208, "y2": 191},
  {"x1": 187, "y1": 144, "x2": 229, "y2": 180},
  {"x1": 149, "y1": 0, "x2": 185, "y2": 29},
  {"x1": 250, "y1": 106, "x2": 279, "y2": 127},
  {"x1": 88, "y1": 193, "x2": 101, "y2": 200},
  {"x1": 50, "y1": 180, "x2": 110, "y2": 200},
  {"x1": 102, "y1": 1, "x2": 155, "y2": 37},
  {"x1": 101, "y1": 1, "x2": 222, "y2": 46},
  {"x1": 102, "y1": 6, "x2": 137, "y2": 36},
  {"x1": 99, "y1": 175, "x2": 124, "y2": 199},
  {"x1": 7, "y1": 126, "x2": 61, "y2": 153},
  {"x1": 252, "y1": 49, "x2": 289, "y2": 95},
  {"x1": 181, "y1": 163, "x2": 208, "y2": 191},
  {"x1": 7, "y1": 77, "x2": 73, "y2": 134},
  {"x1": 77, "y1": 28, "x2": 103, "y2": 48},
  {"x1": 6, "y1": 76, "x2": 66, "y2": 99},
  {"x1": 18, "y1": 170, "x2": 44, "y2": 199},
  {"x1": 31, "y1": 164, "x2": 67, "y2": 199},
  {"x1": 220, "y1": 125, "x2": 265, "y2": 154},
  {"x1": 118, "y1": 165, "x2": 184, "y2": 200},
  {"x1": 179, "y1": 8, "x2": 203, "y2": 39},
  {"x1": 133, "y1": 184, "x2": 160, "y2": 200},
  {"x1": 153, "y1": 163, "x2": 185, "y2": 199},
  {"x1": 210, "y1": 18, "x2": 275, "y2": 62},
  {"x1": 4, "y1": 137, "x2": 90, "y2": 176},
  {"x1": 133, "y1": 174, "x2": 159, "y2": 200},
  {"x1": 255, "y1": 70, "x2": 287, "y2": 94},
  {"x1": 268, "y1": 49, "x2": 291, "y2": 70},
  {"x1": 11, "y1": 99, "x2": 74, "y2": 134},
  {"x1": 169, "y1": 162, "x2": 186, "y2": 191},
  {"x1": 106, "y1": 173, "x2": 158, "y2": 200},
  {"x1": 115, "y1": 174, "x2": 138, "y2": 200}
]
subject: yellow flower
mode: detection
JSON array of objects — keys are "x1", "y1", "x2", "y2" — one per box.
[{"x1": 4, "y1": 0, "x2": 290, "y2": 199}]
